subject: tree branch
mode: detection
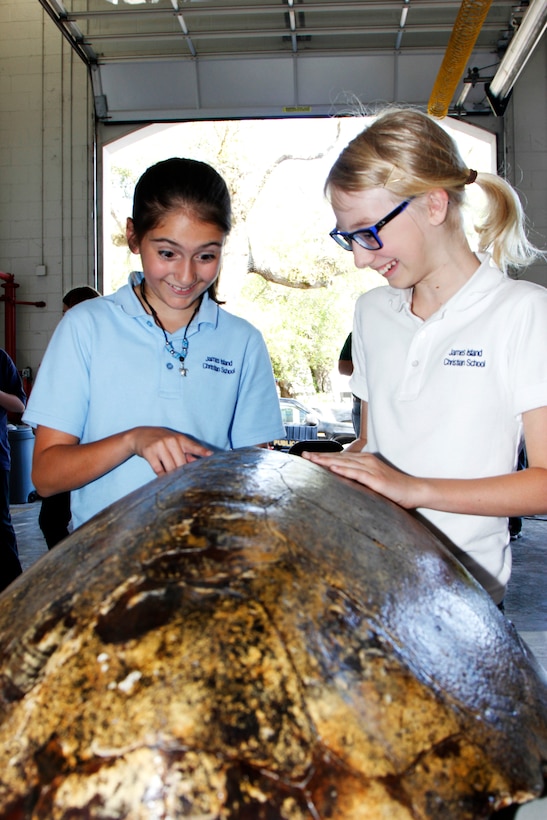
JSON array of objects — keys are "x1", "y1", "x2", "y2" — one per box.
[
  {"x1": 248, "y1": 265, "x2": 330, "y2": 289},
  {"x1": 248, "y1": 261, "x2": 348, "y2": 290}
]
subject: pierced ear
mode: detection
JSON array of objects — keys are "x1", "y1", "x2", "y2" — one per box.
[
  {"x1": 126, "y1": 218, "x2": 140, "y2": 254},
  {"x1": 427, "y1": 188, "x2": 450, "y2": 226}
]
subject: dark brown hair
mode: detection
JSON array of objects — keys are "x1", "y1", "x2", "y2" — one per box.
[
  {"x1": 62, "y1": 286, "x2": 101, "y2": 309},
  {"x1": 132, "y1": 158, "x2": 232, "y2": 303}
]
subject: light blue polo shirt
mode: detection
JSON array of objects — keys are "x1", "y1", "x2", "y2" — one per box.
[{"x1": 24, "y1": 273, "x2": 285, "y2": 529}]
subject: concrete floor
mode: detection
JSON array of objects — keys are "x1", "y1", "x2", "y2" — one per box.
[{"x1": 7, "y1": 503, "x2": 547, "y2": 818}]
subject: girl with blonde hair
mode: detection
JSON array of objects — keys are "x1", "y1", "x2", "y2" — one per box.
[{"x1": 306, "y1": 108, "x2": 547, "y2": 607}]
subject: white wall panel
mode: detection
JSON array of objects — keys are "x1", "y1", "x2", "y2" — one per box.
[
  {"x1": 296, "y1": 54, "x2": 396, "y2": 109},
  {"x1": 98, "y1": 61, "x2": 199, "y2": 116},
  {"x1": 396, "y1": 53, "x2": 445, "y2": 103},
  {"x1": 199, "y1": 58, "x2": 295, "y2": 109},
  {"x1": 97, "y1": 52, "x2": 449, "y2": 123}
]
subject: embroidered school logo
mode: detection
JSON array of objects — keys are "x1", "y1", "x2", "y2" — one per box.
[
  {"x1": 443, "y1": 347, "x2": 486, "y2": 368},
  {"x1": 202, "y1": 355, "x2": 236, "y2": 375}
]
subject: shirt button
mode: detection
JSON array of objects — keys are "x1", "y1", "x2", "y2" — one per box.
[
  {"x1": 147, "y1": 320, "x2": 153, "y2": 327},
  {"x1": 166, "y1": 362, "x2": 174, "y2": 370},
  {"x1": 411, "y1": 360, "x2": 419, "y2": 367}
]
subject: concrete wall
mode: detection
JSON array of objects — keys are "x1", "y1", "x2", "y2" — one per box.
[
  {"x1": 0, "y1": 0, "x2": 546, "y2": 377},
  {"x1": 0, "y1": 0, "x2": 94, "y2": 377},
  {"x1": 504, "y1": 42, "x2": 547, "y2": 288}
]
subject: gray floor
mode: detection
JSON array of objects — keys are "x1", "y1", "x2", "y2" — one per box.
[{"x1": 8, "y1": 503, "x2": 547, "y2": 819}]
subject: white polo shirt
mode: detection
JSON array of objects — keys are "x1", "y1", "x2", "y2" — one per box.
[
  {"x1": 350, "y1": 254, "x2": 547, "y2": 603},
  {"x1": 24, "y1": 274, "x2": 285, "y2": 529}
]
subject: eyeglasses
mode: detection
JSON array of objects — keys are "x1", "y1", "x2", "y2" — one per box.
[{"x1": 329, "y1": 198, "x2": 414, "y2": 251}]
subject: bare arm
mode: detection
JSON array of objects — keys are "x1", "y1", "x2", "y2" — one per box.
[
  {"x1": 345, "y1": 399, "x2": 367, "y2": 453},
  {"x1": 0, "y1": 391, "x2": 25, "y2": 415},
  {"x1": 338, "y1": 359, "x2": 354, "y2": 377},
  {"x1": 32, "y1": 425, "x2": 213, "y2": 497},
  {"x1": 304, "y1": 405, "x2": 547, "y2": 518}
]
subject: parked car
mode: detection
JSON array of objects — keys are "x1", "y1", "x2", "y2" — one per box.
[{"x1": 279, "y1": 398, "x2": 355, "y2": 442}]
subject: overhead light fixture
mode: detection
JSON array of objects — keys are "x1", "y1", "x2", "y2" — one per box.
[
  {"x1": 455, "y1": 66, "x2": 480, "y2": 110},
  {"x1": 455, "y1": 84, "x2": 471, "y2": 109},
  {"x1": 170, "y1": 0, "x2": 196, "y2": 56},
  {"x1": 395, "y1": 0, "x2": 410, "y2": 50},
  {"x1": 487, "y1": 0, "x2": 547, "y2": 115}
]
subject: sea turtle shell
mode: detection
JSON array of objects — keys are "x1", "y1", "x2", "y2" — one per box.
[{"x1": 0, "y1": 448, "x2": 545, "y2": 819}]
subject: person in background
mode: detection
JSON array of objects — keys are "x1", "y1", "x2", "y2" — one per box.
[
  {"x1": 62, "y1": 286, "x2": 101, "y2": 314},
  {"x1": 0, "y1": 349, "x2": 26, "y2": 591},
  {"x1": 24, "y1": 157, "x2": 284, "y2": 531},
  {"x1": 305, "y1": 108, "x2": 547, "y2": 609},
  {"x1": 37, "y1": 286, "x2": 101, "y2": 549},
  {"x1": 508, "y1": 446, "x2": 527, "y2": 541},
  {"x1": 338, "y1": 332, "x2": 361, "y2": 438}
]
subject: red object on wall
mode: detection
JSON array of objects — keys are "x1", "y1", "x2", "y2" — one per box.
[
  {"x1": 1, "y1": 271, "x2": 46, "y2": 418},
  {"x1": 0, "y1": 271, "x2": 46, "y2": 365}
]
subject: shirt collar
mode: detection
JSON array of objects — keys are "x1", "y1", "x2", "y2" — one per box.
[
  {"x1": 387, "y1": 253, "x2": 504, "y2": 316},
  {"x1": 114, "y1": 271, "x2": 218, "y2": 328}
]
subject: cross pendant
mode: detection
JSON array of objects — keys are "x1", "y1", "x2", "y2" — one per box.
[{"x1": 179, "y1": 364, "x2": 188, "y2": 376}]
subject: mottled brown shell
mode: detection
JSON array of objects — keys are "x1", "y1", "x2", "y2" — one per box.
[{"x1": 0, "y1": 448, "x2": 545, "y2": 819}]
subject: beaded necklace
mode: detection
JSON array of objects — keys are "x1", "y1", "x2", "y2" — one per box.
[{"x1": 140, "y1": 280, "x2": 201, "y2": 376}]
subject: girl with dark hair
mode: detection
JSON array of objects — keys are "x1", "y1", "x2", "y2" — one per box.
[{"x1": 25, "y1": 158, "x2": 284, "y2": 531}]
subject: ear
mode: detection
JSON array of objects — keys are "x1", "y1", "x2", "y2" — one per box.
[
  {"x1": 426, "y1": 188, "x2": 450, "y2": 226},
  {"x1": 126, "y1": 218, "x2": 140, "y2": 254}
]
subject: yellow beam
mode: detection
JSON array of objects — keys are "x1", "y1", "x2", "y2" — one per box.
[{"x1": 428, "y1": 0, "x2": 494, "y2": 119}]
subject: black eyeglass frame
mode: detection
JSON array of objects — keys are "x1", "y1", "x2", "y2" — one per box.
[{"x1": 329, "y1": 198, "x2": 414, "y2": 251}]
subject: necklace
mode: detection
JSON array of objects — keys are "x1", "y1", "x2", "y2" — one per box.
[{"x1": 139, "y1": 280, "x2": 201, "y2": 376}]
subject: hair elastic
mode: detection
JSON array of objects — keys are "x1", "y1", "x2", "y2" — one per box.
[{"x1": 466, "y1": 169, "x2": 478, "y2": 185}]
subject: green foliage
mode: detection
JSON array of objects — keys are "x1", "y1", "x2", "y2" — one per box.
[{"x1": 233, "y1": 265, "x2": 376, "y2": 396}]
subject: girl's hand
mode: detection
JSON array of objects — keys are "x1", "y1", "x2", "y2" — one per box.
[
  {"x1": 32, "y1": 425, "x2": 213, "y2": 497},
  {"x1": 131, "y1": 427, "x2": 213, "y2": 475},
  {"x1": 302, "y1": 450, "x2": 421, "y2": 509},
  {"x1": 303, "y1": 408, "x2": 547, "y2": 518}
]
